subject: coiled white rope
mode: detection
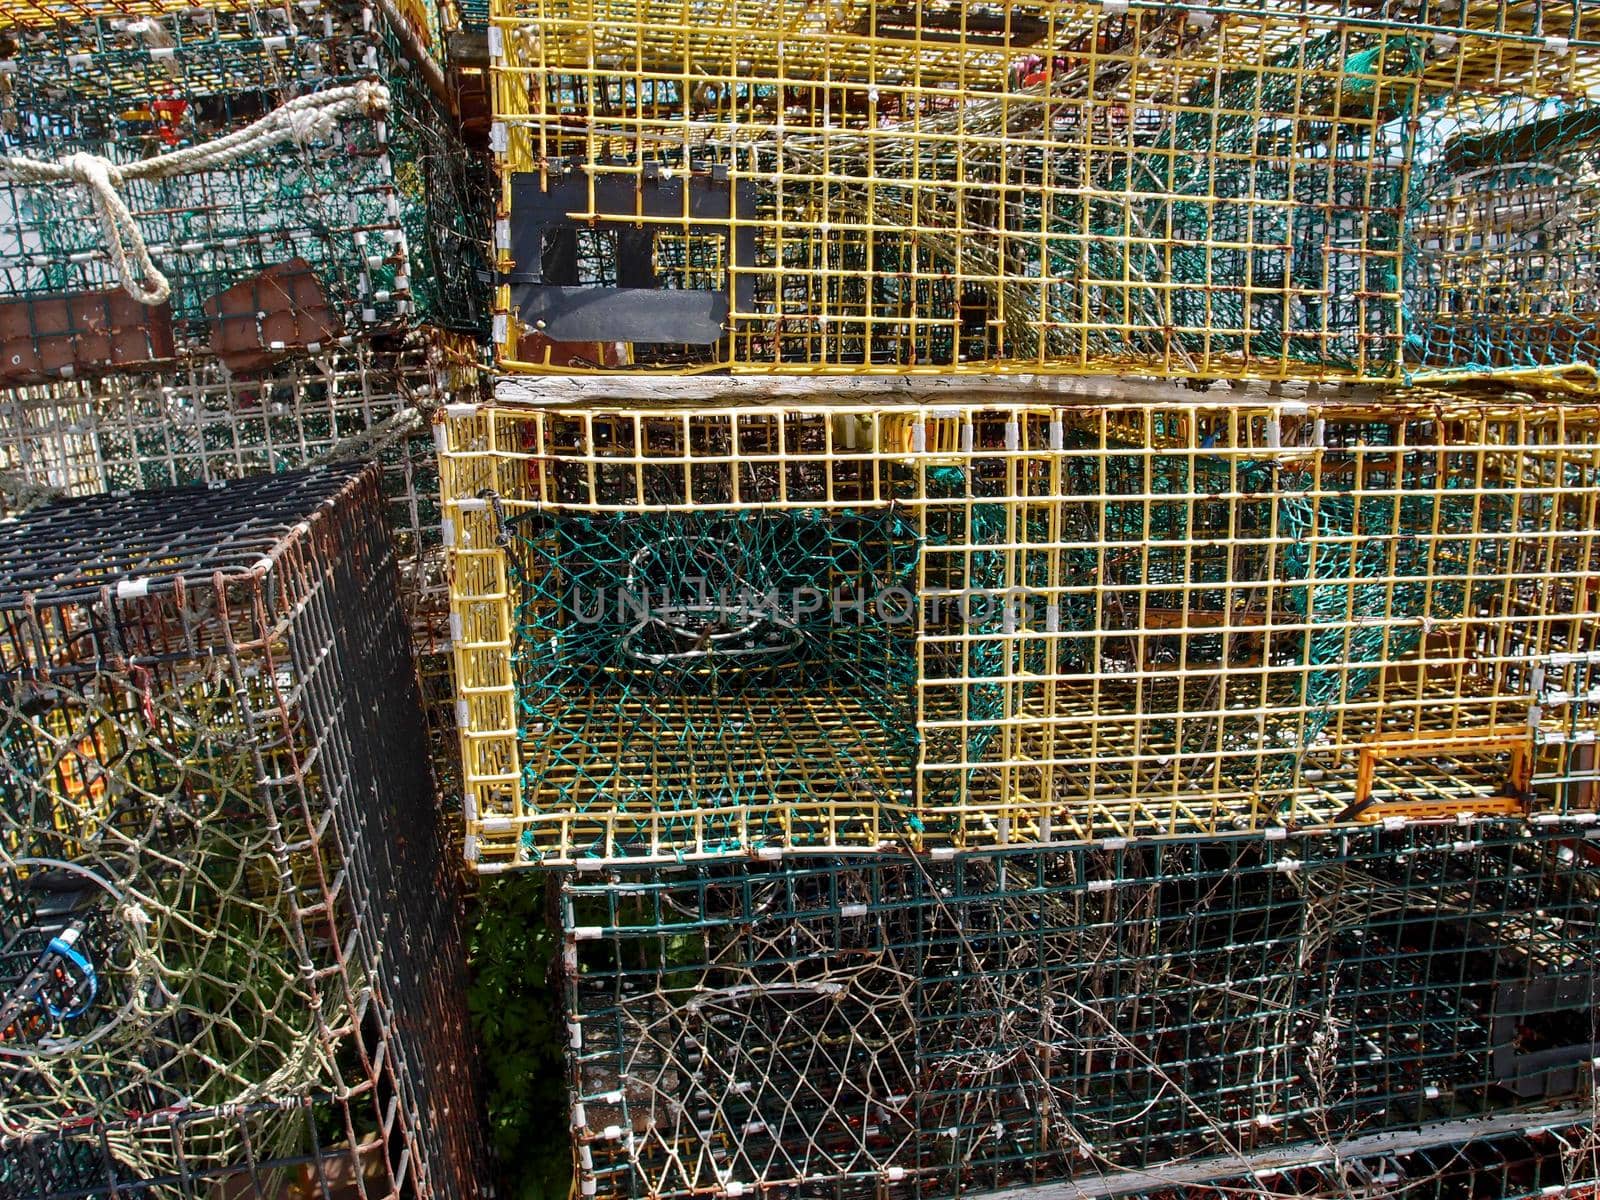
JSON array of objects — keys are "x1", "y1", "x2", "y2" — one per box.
[{"x1": 0, "y1": 80, "x2": 390, "y2": 306}]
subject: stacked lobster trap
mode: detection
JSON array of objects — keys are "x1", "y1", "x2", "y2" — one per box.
[
  {"x1": 0, "y1": 330, "x2": 486, "y2": 726},
  {"x1": 0, "y1": 2, "x2": 501, "y2": 1192},
  {"x1": 0, "y1": 0, "x2": 489, "y2": 367},
  {"x1": 560, "y1": 822, "x2": 1600, "y2": 1199},
  {"x1": 0, "y1": 464, "x2": 489, "y2": 1198},
  {"x1": 443, "y1": 393, "x2": 1600, "y2": 866},
  {"x1": 440, "y1": 382, "x2": 1600, "y2": 1196},
  {"x1": 484, "y1": 0, "x2": 1600, "y2": 382},
  {"x1": 0, "y1": 0, "x2": 497, "y2": 720},
  {"x1": 452, "y1": 1, "x2": 1600, "y2": 1197}
]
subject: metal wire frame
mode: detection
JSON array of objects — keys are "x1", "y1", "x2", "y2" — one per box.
[
  {"x1": 441, "y1": 387, "x2": 1600, "y2": 868},
  {"x1": 0, "y1": 465, "x2": 489, "y2": 1197},
  {"x1": 2, "y1": 1097, "x2": 422, "y2": 1200},
  {"x1": 0, "y1": 0, "x2": 489, "y2": 357},
  {"x1": 1056, "y1": 1117, "x2": 1600, "y2": 1200},
  {"x1": 486, "y1": 0, "x2": 1598, "y2": 379},
  {"x1": 558, "y1": 820, "x2": 1600, "y2": 1200},
  {"x1": 385, "y1": 2, "x2": 497, "y2": 337},
  {"x1": 0, "y1": 0, "x2": 272, "y2": 28},
  {"x1": 0, "y1": 332, "x2": 489, "y2": 665}
]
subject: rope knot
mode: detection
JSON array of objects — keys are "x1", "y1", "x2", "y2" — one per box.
[
  {"x1": 356, "y1": 80, "x2": 392, "y2": 114},
  {"x1": 287, "y1": 107, "x2": 339, "y2": 144},
  {"x1": 59, "y1": 151, "x2": 125, "y2": 190}
]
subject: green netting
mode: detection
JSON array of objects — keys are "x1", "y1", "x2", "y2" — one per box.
[
  {"x1": 1071, "y1": 30, "x2": 1419, "y2": 373},
  {"x1": 1278, "y1": 478, "x2": 1504, "y2": 719},
  {"x1": 1404, "y1": 92, "x2": 1600, "y2": 378},
  {"x1": 514, "y1": 2, "x2": 1600, "y2": 378},
  {"x1": 384, "y1": 17, "x2": 494, "y2": 333},
  {"x1": 926, "y1": 442, "x2": 1509, "y2": 804},
  {"x1": 535, "y1": 19, "x2": 1421, "y2": 373},
  {"x1": 505, "y1": 506, "x2": 921, "y2": 858},
  {"x1": 503, "y1": 427, "x2": 1530, "y2": 837}
]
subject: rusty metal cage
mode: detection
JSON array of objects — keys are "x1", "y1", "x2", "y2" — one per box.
[
  {"x1": 559, "y1": 822, "x2": 1600, "y2": 1200},
  {"x1": 0, "y1": 465, "x2": 489, "y2": 1197},
  {"x1": 0, "y1": 332, "x2": 483, "y2": 661},
  {"x1": 487, "y1": 0, "x2": 1598, "y2": 380},
  {"x1": 442, "y1": 384, "x2": 1600, "y2": 868}
]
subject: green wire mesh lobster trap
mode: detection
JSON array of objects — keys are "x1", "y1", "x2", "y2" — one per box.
[
  {"x1": 0, "y1": 465, "x2": 489, "y2": 1198},
  {"x1": 0, "y1": 0, "x2": 489, "y2": 378},
  {"x1": 442, "y1": 389, "x2": 1600, "y2": 868},
  {"x1": 559, "y1": 821, "x2": 1600, "y2": 1200}
]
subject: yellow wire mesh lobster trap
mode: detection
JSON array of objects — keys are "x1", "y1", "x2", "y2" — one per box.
[
  {"x1": 442, "y1": 386, "x2": 1600, "y2": 868},
  {"x1": 487, "y1": 0, "x2": 1600, "y2": 380}
]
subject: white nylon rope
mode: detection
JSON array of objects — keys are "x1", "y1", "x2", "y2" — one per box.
[{"x1": 0, "y1": 80, "x2": 391, "y2": 306}]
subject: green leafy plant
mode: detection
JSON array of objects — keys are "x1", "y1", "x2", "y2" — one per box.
[{"x1": 467, "y1": 874, "x2": 572, "y2": 1200}]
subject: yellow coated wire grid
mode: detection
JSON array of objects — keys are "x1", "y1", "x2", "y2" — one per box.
[
  {"x1": 486, "y1": 0, "x2": 1599, "y2": 380},
  {"x1": 441, "y1": 388, "x2": 1600, "y2": 870}
]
